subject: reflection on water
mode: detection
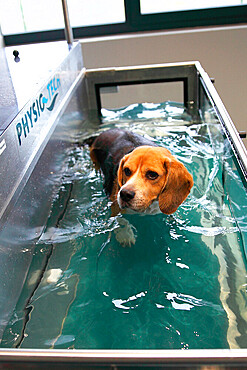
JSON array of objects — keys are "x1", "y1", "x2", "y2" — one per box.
[{"x1": 1, "y1": 102, "x2": 247, "y2": 350}]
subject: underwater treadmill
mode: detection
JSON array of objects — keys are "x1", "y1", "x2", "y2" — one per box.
[{"x1": 0, "y1": 42, "x2": 247, "y2": 368}]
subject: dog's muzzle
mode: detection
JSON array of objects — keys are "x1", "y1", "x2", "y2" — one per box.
[{"x1": 118, "y1": 188, "x2": 135, "y2": 208}]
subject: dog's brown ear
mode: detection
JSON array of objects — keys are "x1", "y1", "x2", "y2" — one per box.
[
  {"x1": 159, "y1": 159, "x2": 193, "y2": 214},
  {"x1": 117, "y1": 154, "x2": 128, "y2": 187}
]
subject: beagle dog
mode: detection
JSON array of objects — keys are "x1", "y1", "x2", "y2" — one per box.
[{"x1": 90, "y1": 129, "x2": 193, "y2": 246}]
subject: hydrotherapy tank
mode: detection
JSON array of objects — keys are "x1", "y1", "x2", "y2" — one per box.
[{"x1": 0, "y1": 41, "x2": 247, "y2": 367}]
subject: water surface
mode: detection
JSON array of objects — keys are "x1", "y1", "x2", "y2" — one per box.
[{"x1": 2, "y1": 101, "x2": 247, "y2": 350}]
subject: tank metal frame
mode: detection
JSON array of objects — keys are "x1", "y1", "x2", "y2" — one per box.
[{"x1": 0, "y1": 42, "x2": 247, "y2": 368}]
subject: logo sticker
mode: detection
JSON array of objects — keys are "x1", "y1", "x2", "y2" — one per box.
[{"x1": 16, "y1": 77, "x2": 61, "y2": 146}]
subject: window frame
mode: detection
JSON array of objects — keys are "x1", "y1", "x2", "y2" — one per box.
[{"x1": 3, "y1": 0, "x2": 247, "y2": 46}]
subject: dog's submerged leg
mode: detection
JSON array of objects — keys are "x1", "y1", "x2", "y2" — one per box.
[
  {"x1": 110, "y1": 193, "x2": 136, "y2": 247},
  {"x1": 114, "y1": 216, "x2": 136, "y2": 247}
]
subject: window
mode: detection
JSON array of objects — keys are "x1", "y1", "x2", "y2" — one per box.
[
  {"x1": 100, "y1": 82, "x2": 184, "y2": 110},
  {"x1": 1, "y1": 0, "x2": 247, "y2": 46},
  {"x1": 0, "y1": 0, "x2": 125, "y2": 35},
  {"x1": 0, "y1": 0, "x2": 64, "y2": 34},
  {"x1": 140, "y1": 0, "x2": 247, "y2": 14},
  {"x1": 68, "y1": 0, "x2": 125, "y2": 28}
]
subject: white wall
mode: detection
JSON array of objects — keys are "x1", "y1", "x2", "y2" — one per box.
[{"x1": 81, "y1": 25, "x2": 247, "y2": 147}]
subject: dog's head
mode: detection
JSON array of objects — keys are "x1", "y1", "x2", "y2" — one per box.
[{"x1": 117, "y1": 146, "x2": 193, "y2": 214}]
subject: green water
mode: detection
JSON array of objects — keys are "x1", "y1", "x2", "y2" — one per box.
[{"x1": 2, "y1": 102, "x2": 247, "y2": 350}]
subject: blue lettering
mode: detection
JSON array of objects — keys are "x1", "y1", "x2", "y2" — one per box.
[
  {"x1": 47, "y1": 81, "x2": 51, "y2": 100},
  {"x1": 16, "y1": 77, "x2": 61, "y2": 145},
  {"x1": 53, "y1": 77, "x2": 60, "y2": 92},
  {"x1": 33, "y1": 102, "x2": 38, "y2": 123},
  {"x1": 16, "y1": 123, "x2": 22, "y2": 145},
  {"x1": 50, "y1": 80, "x2": 54, "y2": 96},
  {"x1": 27, "y1": 106, "x2": 33, "y2": 128},
  {"x1": 21, "y1": 114, "x2": 29, "y2": 137},
  {"x1": 39, "y1": 93, "x2": 45, "y2": 112},
  {"x1": 36, "y1": 99, "x2": 40, "y2": 117},
  {"x1": 46, "y1": 77, "x2": 60, "y2": 101},
  {"x1": 53, "y1": 78, "x2": 57, "y2": 91}
]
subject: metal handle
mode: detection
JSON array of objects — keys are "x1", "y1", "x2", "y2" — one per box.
[{"x1": 61, "y1": 0, "x2": 74, "y2": 49}]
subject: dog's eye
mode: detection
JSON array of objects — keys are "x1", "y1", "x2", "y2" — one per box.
[
  {"x1": 146, "y1": 170, "x2": 159, "y2": 180},
  {"x1": 124, "y1": 167, "x2": 132, "y2": 177}
]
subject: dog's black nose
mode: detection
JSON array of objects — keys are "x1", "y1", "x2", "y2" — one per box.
[{"x1": 120, "y1": 189, "x2": 135, "y2": 202}]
